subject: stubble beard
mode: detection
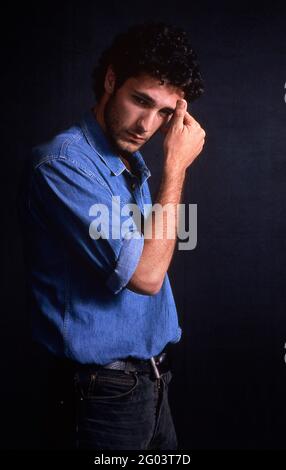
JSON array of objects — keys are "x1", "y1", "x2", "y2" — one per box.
[{"x1": 104, "y1": 93, "x2": 137, "y2": 158}]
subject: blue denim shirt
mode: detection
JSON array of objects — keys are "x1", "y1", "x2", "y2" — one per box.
[{"x1": 20, "y1": 110, "x2": 182, "y2": 365}]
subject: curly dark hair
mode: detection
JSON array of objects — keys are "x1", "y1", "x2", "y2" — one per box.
[{"x1": 92, "y1": 22, "x2": 204, "y2": 103}]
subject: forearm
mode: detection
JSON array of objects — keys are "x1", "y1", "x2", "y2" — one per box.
[
  {"x1": 127, "y1": 99, "x2": 205, "y2": 295},
  {"x1": 128, "y1": 167, "x2": 186, "y2": 294}
]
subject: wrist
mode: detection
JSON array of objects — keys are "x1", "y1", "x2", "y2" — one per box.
[{"x1": 163, "y1": 162, "x2": 186, "y2": 180}]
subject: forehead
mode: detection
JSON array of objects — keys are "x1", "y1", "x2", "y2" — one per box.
[{"x1": 122, "y1": 73, "x2": 185, "y2": 104}]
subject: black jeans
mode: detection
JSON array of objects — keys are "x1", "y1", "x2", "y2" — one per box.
[
  {"x1": 73, "y1": 366, "x2": 178, "y2": 450},
  {"x1": 29, "y1": 344, "x2": 178, "y2": 450}
]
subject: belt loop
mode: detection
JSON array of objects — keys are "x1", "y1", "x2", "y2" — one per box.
[{"x1": 124, "y1": 360, "x2": 137, "y2": 375}]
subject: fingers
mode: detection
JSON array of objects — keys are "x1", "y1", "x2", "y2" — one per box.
[
  {"x1": 164, "y1": 98, "x2": 206, "y2": 139},
  {"x1": 183, "y1": 112, "x2": 196, "y2": 126},
  {"x1": 184, "y1": 111, "x2": 199, "y2": 128},
  {"x1": 169, "y1": 98, "x2": 197, "y2": 129},
  {"x1": 184, "y1": 112, "x2": 206, "y2": 138}
]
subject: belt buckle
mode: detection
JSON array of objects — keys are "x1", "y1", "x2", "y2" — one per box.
[{"x1": 150, "y1": 357, "x2": 161, "y2": 379}]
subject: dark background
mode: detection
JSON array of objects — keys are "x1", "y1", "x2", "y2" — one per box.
[{"x1": 1, "y1": 0, "x2": 286, "y2": 450}]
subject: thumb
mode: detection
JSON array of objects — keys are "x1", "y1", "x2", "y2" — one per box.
[{"x1": 170, "y1": 99, "x2": 187, "y2": 127}]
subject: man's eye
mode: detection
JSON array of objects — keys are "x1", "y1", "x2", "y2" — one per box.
[
  {"x1": 160, "y1": 110, "x2": 173, "y2": 117},
  {"x1": 133, "y1": 96, "x2": 147, "y2": 106}
]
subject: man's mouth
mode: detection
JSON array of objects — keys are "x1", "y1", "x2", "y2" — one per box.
[{"x1": 126, "y1": 131, "x2": 146, "y2": 143}]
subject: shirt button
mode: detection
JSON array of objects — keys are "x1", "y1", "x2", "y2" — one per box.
[{"x1": 131, "y1": 182, "x2": 136, "y2": 190}]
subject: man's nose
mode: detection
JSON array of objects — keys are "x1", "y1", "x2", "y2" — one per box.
[{"x1": 136, "y1": 112, "x2": 156, "y2": 134}]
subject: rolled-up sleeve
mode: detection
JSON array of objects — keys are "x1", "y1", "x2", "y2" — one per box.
[
  {"x1": 106, "y1": 231, "x2": 144, "y2": 294},
  {"x1": 30, "y1": 157, "x2": 144, "y2": 294}
]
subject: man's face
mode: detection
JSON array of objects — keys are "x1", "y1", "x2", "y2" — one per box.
[{"x1": 103, "y1": 73, "x2": 185, "y2": 156}]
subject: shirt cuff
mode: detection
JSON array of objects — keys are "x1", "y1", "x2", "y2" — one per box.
[{"x1": 106, "y1": 231, "x2": 144, "y2": 294}]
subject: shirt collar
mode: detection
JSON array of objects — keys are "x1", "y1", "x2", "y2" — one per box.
[{"x1": 80, "y1": 109, "x2": 151, "y2": 186}]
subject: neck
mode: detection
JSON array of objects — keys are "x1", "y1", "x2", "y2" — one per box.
[{"x1": 92, "y1": 102, "x2": 106, "y2": 133}]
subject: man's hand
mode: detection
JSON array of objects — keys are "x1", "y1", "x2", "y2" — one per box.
[{"x1": 162, "y1": 99, "x2": 206, "y2": 173}]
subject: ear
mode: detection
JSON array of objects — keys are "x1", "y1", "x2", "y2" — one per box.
[{"x1": 104, "y1": 65, "x2": 116, "y2": 95}]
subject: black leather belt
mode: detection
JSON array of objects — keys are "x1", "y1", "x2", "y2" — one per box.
[
  {"x1": 75, "y1": 348, "x2": 171, "y2": 380},
  {"x1": 103, "y1": 351, "x2": 170, "y2": 379}
]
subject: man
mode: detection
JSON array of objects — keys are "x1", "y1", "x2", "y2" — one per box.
[{"x1": 19, "y1": 22, "x2": 205, "y2": 450}]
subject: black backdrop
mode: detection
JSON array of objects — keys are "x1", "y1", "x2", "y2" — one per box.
[{"x1": 1, "y1": 0, "x2": 286, "y2": 450}]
